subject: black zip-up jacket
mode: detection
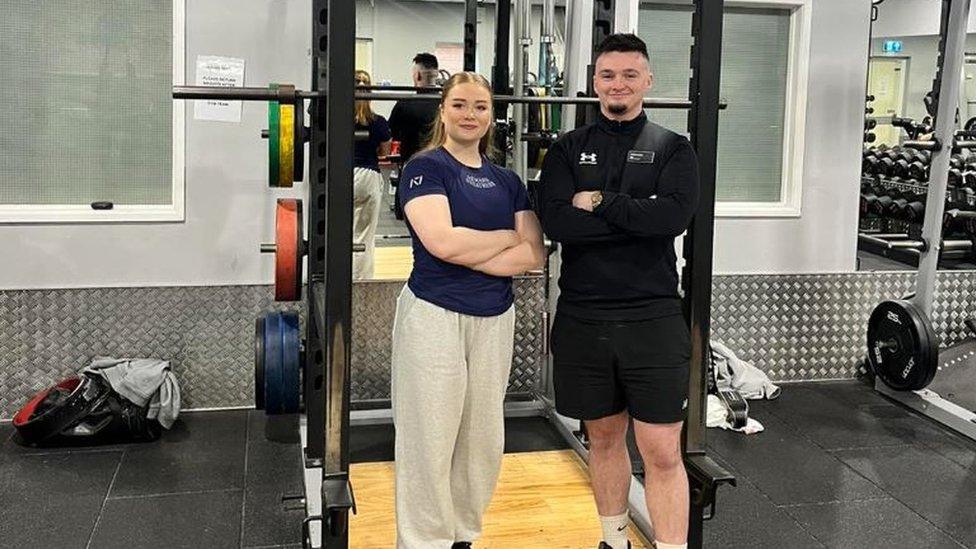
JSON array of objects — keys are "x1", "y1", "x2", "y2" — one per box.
[{"x1": 536, "y1": 112, "x2": 700, "y2": 320}]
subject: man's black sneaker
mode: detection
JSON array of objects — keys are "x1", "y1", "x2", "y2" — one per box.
[{"x1": 451, "y1": 543, "x2": 472, "y2": 549}]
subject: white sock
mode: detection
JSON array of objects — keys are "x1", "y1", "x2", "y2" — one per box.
[
  {"x1": 655, "y1": 542, "x2": 687, "y2": 549},
  {"x1": 599, "y1": 512, "x2": 630, "y2": 548}
]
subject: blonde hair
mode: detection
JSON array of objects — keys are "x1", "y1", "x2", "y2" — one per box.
[
  {"x1": 354, "y1": 70, "x2": 374, "y2": 126},
  {"x1": 423, "y1": 72, "x2": 496, "y2": 157}
]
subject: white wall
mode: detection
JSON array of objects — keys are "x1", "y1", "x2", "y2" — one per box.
[
  {"x1": 0, "y1": 0, "x2": 311, "y2": 290},
  {"x1": 873, "y1": 0, "x2": 976, "y2": 37},
  {"x1": 712, "y1": 0, "x2": 870, "y2": 274}
]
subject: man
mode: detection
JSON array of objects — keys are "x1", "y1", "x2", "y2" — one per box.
[
  {"x1": 535, "y1": 34, "x2": 699, "y2": 549},
  {"x1": 389, "y1": 52, "x2": 442, "y2": 163},
  {"x1": 389, "y1": 52, "x2": 442, "y2": 219}
]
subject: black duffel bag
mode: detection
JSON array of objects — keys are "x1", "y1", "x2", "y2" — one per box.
[{"x1": 12, "y1": 374, "x2": 161, "y2": 446}]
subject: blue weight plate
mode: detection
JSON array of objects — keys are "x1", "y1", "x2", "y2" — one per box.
[
  {"x1": 280, "y1": 312, "x2": 301, "y2": 414},
  {"x1": 263, "y1": 312, "x2": 302, "y2": 415},
  {"x1": 263, "y1": 312, "x2": 285, "y2": 414}
]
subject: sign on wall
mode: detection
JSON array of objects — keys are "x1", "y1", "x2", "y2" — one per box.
[{"x1": 194, "y1": 55, "x2": 246, "y2": 123}]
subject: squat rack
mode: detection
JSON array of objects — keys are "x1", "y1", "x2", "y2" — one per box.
[{"x1": 172, "y1": 0, "x2": 732, "y2": 547}]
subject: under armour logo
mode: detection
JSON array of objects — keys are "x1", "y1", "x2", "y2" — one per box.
[
  {"x1": 682, "y1": 399, "x2": 688, "y2": 410},
  {"x1": 579, "y1": 152, "x2": 598, "y2": 165},
  {"x1": 409, "y1": 176, "x2": 423, "y2": 188}
]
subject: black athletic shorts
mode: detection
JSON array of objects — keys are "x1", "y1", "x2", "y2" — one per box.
[{"x1": 550, "y1": 311, "x2": 691, "y2": 424}]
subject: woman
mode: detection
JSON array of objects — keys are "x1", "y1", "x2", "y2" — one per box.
[
  {"x1": 392, "y1": 72, "x2": 546, "y2": 549},
  {"x1": 353, "y1": 69, "x2": 392, "y2": 279}
]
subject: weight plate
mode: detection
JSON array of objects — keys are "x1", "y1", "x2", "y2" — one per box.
[
  {"x1": 867, "y1": 300, "x2": 939, "y2": 391},
  {"x1": 262, "y1": 312, "x2": 302, "y2": 415},
  {"x1": 274, "y1": 198, "x2": 304, "y2": 302},
  {"x1": 263, "y1": 312, "x2": 284, "y2": 414},
  {"x1": 254, "y1": 315, "x2": 266, "y2": 410},
  {"x1": 268, "y1": 84, "x2": 281, "y2": 187},
  {"x1": 279, "y1": 103, "x2": 295, "y2": 187},
  {"x1": 280, "y1": 312, "x2": 301, "y2": 414}
]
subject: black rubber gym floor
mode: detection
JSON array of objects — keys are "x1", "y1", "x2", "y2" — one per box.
[{"x1": 1, "y1": 380, "x2": 974, "y2": 548}]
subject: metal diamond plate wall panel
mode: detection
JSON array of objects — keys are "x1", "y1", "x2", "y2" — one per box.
[
  {"x1": 7, "y1": 271, "x2": 976, "y2": 418},
  {"x1": 0, "y1": 285, "x2": 300, "y2": 420},
  {"x1": 710, "y1": 271, "x2": 976, "y2": 382},
  {"x1": 0, "y1": 278, "x2": 546, "y2": 419},
  {"x1": 350, "y1": 281, "x2": 399, "y2": 403},
  {"x1": 349, "y1": 277, "x2": 546, "y2": 402},
  {"x1": 711, "y1": 273, "x2": 910, "y2": 381}
]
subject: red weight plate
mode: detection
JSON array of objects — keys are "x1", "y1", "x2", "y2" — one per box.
[{"x1": 275, "y1": 199, "x2": 304, "y2": 301}]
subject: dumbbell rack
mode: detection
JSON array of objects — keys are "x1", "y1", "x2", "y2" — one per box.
[{"x1": 859, "y1": 149, "x2": 976, "y2": 268}]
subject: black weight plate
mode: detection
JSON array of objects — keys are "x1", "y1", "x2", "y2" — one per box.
[
  {"x1": 254, "y1": 315, "x2": 266, "y2": 410},
  {"x1": 867, "y1": 300, "x2": 939, "y2": 391}
]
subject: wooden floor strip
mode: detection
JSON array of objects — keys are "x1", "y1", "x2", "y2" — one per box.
[{"x1": 349, "y1": 449, "x2": 650, "y2": 548}]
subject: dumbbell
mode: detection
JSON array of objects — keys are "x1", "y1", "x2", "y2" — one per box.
[
  {"x1": 878, "y1": 156, "x2": 896, "y2": 177},
  {"x1": 871, "y1": 194, "x2": 895, "y2": 215},
  {"x1": 950, "y1": 154, "x2": 967, "y2": 171},
  {"x1": 860, "y1": 192, "x2": 878, "y2": 216},
  {"x1": 887, "y1": 197, "x2": 909, "y2": 218},
  {"x1": 907, "y1": 157, "x2": 929, "y2": 180},
  {"x1": 904, "y1": 199, "x2": 926, "y2": 222},
  {"x1": 949, "y1": 168, "x2": 966, "y2": 187},
  {"x1": 943, "y1": 209, "x2": 976, "y2": 235},
  {"x1": 892, "y1": 158, "x2": 912, "y2": 178},
  {"x1": 863, "y1": 154, "x2": 881, "y2": 175}
]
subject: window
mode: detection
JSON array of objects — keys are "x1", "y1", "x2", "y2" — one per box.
[
  {"x1": 0, "y1": 1, "x2": 185, "y2": 223},
  {"x1": 638, "y1": 0, "x2": 810, "y2": 216},
  {"x1": 356, "y1": 38, "x2": 374, "y2": 75}
]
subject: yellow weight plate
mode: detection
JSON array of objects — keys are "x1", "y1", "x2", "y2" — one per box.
[{"x1": 279, "y1": 103, "x2": 295, "y2": 188}]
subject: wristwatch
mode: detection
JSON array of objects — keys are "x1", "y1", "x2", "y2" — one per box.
[{"x1": 591, "y1": 190, "x2": 604, "y2": 209}]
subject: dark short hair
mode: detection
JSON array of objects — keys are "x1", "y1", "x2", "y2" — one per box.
[
  {"x1": 594, "y1": 33, "x2": 650, "y2": 62},
  {"x1": 413, "y1": 53, "x2": 439, "y2": 70}
]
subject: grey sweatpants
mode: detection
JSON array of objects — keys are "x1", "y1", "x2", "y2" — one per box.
[
  {"x1": 353, "y1": 167, "x2": 384, "y2": 279},
  {"x1": 391, "y1": 286, "x2": 516, "y2": 549}
]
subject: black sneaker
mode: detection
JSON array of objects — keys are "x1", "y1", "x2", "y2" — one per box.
[
  {"x1": 597, "y1": 543, "x2": 631, "y2": 549},
  {"x1": 451, "y1": 543, "x2": 472, "y2": 549}
]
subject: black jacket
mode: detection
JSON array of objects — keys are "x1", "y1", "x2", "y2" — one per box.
[
  {"x1": 536, "y1": 112, "x2": 700, "y2": 320},
  {"x1": 389, "y1": 98, "x2": 440, "y2": 163}
]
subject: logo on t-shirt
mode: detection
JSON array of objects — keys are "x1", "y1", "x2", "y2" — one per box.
[
  {"x1": 409, "y1": 175, "x2": 423, "y2": 188},
  {"x1": 579, "y1": 152, "x2": 598, "y2": 165},
  {"x1": 465, "y1": 175, "x2": 496, "y2": 189}
]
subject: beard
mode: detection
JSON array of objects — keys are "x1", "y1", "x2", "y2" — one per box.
[{"x1": 607, "y1": 102, "x2": 628, "y2": 115}]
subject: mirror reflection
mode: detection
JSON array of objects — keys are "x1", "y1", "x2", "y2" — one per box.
[{"x1": 860, "y1": 1, "x2": 976, "y2": 271}]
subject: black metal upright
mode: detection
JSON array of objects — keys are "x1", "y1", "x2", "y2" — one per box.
[
  {"x1": 305, "y1": 0, "x2": 330, "y2": 466},
  {"x1": 582, "y1": 0, "x2": 615, "y2": 126},
  {"x1": 682, "y1": 1, "x2": 735, "y2": 548},
  {"x1": 464, "y1": 0, "x2": 478, "y2": 72},
  {"x1": 491, "y1": 0, "x2": 512, "y2": 159},
  {"x1": 684, "y1": 2, "x2": 723, "y2": 451},
  {"x1": 320, "y1": 0, "x2": 356, "y2": 547}
]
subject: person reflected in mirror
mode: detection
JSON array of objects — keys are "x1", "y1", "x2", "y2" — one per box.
[{"x1": 353, "y1": 69, "x2": 392, "y2": 279}]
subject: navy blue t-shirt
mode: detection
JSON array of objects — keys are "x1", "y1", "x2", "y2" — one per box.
[
  {"x1": 399, "y1": 147, "x2": 531, "y2": 317},
  {"x1": 353, "y1": 115, "x2": 392, "y2": 172}
]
